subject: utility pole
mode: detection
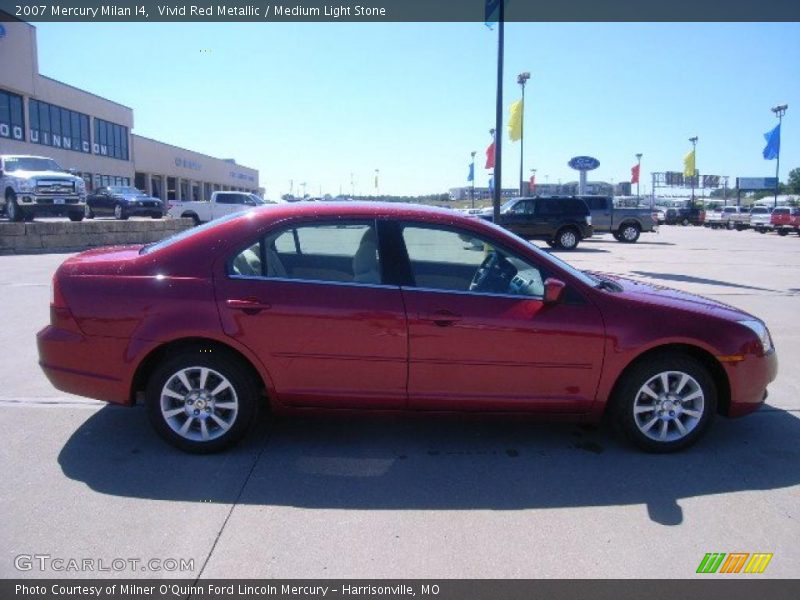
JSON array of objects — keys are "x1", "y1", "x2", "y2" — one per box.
[
  {"x1": 635, "y1": 153, "x2": 642, "y2": 199},
  {"x1": 470, "y1": 150, "x2": 476, "y2": 209}
]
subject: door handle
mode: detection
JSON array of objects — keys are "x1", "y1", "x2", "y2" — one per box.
[
  {"x1": 225, "y1": 298, "x2": 271, "y2": 313},
  {"x1": 424, "y1": 310, "x2": 461, "y2": 327}
]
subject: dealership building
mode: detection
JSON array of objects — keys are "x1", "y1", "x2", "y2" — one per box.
[{"x1": 0, "y1": 18, "x2": 259, "y2": 200}]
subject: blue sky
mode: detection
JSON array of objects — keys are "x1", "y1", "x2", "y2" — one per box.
[{"x1": 33, "y1": 21, "x2": 800, "y2": 197}]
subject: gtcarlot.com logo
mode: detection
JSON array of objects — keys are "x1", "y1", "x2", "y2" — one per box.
[
  {"x1": 696, "y1": 552, "x2": 773, "y2": 574},
  {"x1": 14, "y1": 554, "x2": 194, "y2": 573}
]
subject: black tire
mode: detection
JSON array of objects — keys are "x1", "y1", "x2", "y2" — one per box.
[
  {"x1": 681, "y1": 218, "x2": 690, "y2": 226},
  {"x1": 726, "y1": 221, "x2": 735, "y2": 230},
  {"x1": 182, "y1": 212, "x2": 201, "y2": 226},
  {"x1": 68, "y1": 211, "x2": 84, "y2": 222},
  {"x1": 612, "y1": 354, "x2": 716, "y2": 453},
  {"x1": 5, "y1": 190, "x2": 23, "y2": 222},
  {"x1": 617, "y1": 223, "x2": 641, "y2": 243},
  {"x1": 151, "y1": 212, "x2": 163, "y2": 219},
  {"x1": 554, "y1": 226, "x2": 580, "y2": 250},
  {"x1": 114, "y1": 204, "x2": 129, "y2": 220},
  {"x1": 145, "y1": 348, "x2": 261, "y2": 453},
  {"x1": 778, "y1": 229, "x2": 788, "y2": 237}
]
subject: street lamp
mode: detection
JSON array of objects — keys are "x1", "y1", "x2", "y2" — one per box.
[
  {"x1": 530, "y1": 168, "x2": 536, "y2": 195},
  {"x1": 688, "y1": 137, "x2": 698, "y2": 205},
  {"x1": 517, "y1": 71, "x2": 531, "y2": 196},
  {"x1": 771, "y1": 104, "x2": 788, "y2": 207},
  {"x1": 374, "y1": 169, "x2": 379, "y2": 198},
  {"x1": 470, "y1": 151, "x2": 477, "y2": 208},
  {"x1": 635, "y1": 153, "x2": 642, "y2": 199}
]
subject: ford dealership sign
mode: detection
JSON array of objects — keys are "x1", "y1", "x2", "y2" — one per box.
[{"x1": 568, "y1": 156, "x2": 600, "y2": 171}]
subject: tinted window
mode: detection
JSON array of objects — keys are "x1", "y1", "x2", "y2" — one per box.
[{"x1": 216, "y1": 193, "x2": 249, "y2": 205}]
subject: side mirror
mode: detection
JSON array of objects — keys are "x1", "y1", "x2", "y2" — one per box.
[{"x1": 543, "y1": 278, "x2": 566, "y2": 304}]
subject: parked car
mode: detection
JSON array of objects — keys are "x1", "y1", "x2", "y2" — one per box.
[
  {"x1": 37, "y1": 203, "x2": 777, "y2": 454},
  {"x1": 167, "y1": 191, "x2": 277, "y2": 225},
  {"x1": 478, "y1": 196, "x2": 593, "y2": 250},
  {"x1": 749, "y1": 206, "x2": 773, "y2": 233},
  {"x1": 579, "y1": 196, "x2": 656, "y2": 243},
  {"x1": 771, "y1": 207, "x2": 800, "y2": 236},
  {"x1": 85, "y1": 186, "x2": 164, "y2": 220},
  {"x1": 720, "y1": 206, "x2": 750, "y2": 230},
  {"x1": 665, "y1": 206, "x2": 705, "y2": 226},
  {"x1": 704, "y1": 207, "x2": 724, "y2": 229},
  {"x1": 1, "y1": 154, "x2": 86, "y2": 222}
]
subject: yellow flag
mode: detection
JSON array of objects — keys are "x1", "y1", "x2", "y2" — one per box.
[
  {"x1": 683, "y1": 150, "x2": 696, "y2": 178},
  {"x1": 508, "y1": 99, "x2": 523, "y2": 142}
]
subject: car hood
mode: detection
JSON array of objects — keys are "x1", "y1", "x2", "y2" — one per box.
[
  {"x1": 593, "y1": 272, "x2": 753, "y2": 321},
  {"x1": 8, "y1": 169, "x2": 82, "y2": 181},
  {"x1": 115, "y1": 193, "x2": 161, "y2": 202}
]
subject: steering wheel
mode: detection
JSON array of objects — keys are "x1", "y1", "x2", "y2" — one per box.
[{"x1": 469, "y1": 252, "x2": 499, "y2": 291}]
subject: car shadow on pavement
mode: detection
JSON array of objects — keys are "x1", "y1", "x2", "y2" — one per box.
[
  {"x1": 630, "y1": 271, "x2": 780, "y2": 293},
  {"x1": 58, "y1": 405, "x2": 800, "y2": 527}
]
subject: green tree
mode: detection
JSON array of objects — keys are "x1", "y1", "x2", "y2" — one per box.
[{"x1": 787, "y1": 167, "x2": 800, "y2": 194}]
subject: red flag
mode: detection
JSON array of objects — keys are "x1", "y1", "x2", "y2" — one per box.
[
  {"x1": 529, "y1": 173, "x2": 536, "y2": 193},
  {"x1": 485, "y1": 141, "x2": 495, "y2": 169},
  {"x1": 631, "y1": 163, "x2": 640, "y2": 184}
]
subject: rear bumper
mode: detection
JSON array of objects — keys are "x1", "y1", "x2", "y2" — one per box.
[
  {"x1": 36, "y1": 325, "x2": 132, "y2": 405},
  {"x1": 725, "y1": 350, "x2": 778, "y2": 418}
]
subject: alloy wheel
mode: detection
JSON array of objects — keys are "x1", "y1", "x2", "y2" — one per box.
[
  {"x1": 159, "y1": 366, "x2": 239, "y2": 442},
  {"x1": 633, "y1": 370, "x2": 704, "y2": 442}
]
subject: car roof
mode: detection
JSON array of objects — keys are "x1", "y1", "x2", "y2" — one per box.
[{"x1": 245, "y1": 201, "x2": 462, "y2": 223}]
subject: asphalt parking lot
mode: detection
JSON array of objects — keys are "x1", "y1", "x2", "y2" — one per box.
[{"x1": 1, "y1": 225, "x2": 798, "y2": 579}]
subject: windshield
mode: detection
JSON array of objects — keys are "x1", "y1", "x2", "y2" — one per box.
[
  {"x1": 500, "y1": 199, "x2": 518, "y2": 213},
  {"x1": 139, "y1": 211, "x2": 249, "y2": 255},
  {"x1": 248, "y1": 194, "x2": 266, "y2": 205},
  {"x1": 108, "y1": 186, "x2": 143, "y2": 195},
  {"x1": 3, "y1": 157, "x2": 64, "y2": 173}
]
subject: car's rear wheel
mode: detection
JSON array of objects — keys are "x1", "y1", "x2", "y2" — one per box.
[
  {"x1": 612, "y1": 354, "x2": 716, "y2": 453},
  {"x1": 68, "y1": 211, "x2": 84, "y2": 222},
  {"x1": 618, "y1": 223, "x2": 640, "y2": 243},
  {"x1": 778, "y1": 229, "x2": 788, "y2": 237},
  {"x1": 146, "y1": 349, "x2": 260, "y2": 453},
  {"x1": 554, "y1": 227, "x2": 579, "y2": 250},
  {"x1": 182, "y1": 212, "x2": 200, "y2": 226},
  {"x1": 114, "y1": 204, "x2": 129, "y2": 220}
]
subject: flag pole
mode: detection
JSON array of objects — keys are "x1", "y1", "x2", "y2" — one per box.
[
  {"x1": 771, "y1": 104, "x2": 788, "y2": 208},
  {"x1": 470, "y1": 151, "x2": 476, "y2": 208},
  {"x1": 492, "y1": 1, "x2": 505, "y2": 224},
  {"x1": 517, "y1": 72, "x2": 530, "y2": 196}
]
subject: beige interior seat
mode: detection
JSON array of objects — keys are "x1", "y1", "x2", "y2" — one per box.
[{"x1": 352, "y1": 228, "x2": 380, "y2": 283}]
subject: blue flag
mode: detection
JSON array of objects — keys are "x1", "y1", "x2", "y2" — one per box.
[
  {"x1": 763, "y1": 124, "x2": 780, "y2": 160},
  {"x1": 467, "y1": 162, "x2": 474, "y2": 182},
  {"x1": 485, "y1": 0, "x2": 501, "y2": 29},
  {"x1": 488, "y1": 176, "x2": 494, "y2": 191}
]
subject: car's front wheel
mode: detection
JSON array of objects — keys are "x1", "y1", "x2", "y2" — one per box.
[
  {"x1": 114, "y1": 204, "x2": 128, "y2": 220},
  {"x1": 145, "y1": 349, "x2": 260, "y2": 453},
  {"x1": 612, "y1": 354, "x2": 716, "y2": 452},
  {"x1": 5, "y1": 191, "x2": 23, "y2": 222},
  {"x1": 68, "y1": 211, "x2": 84, "y2": 222}
]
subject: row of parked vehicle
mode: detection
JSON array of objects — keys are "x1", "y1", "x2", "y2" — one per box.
[{"x1": 704, "y1": 205, "x2": 800, "y2": 236}]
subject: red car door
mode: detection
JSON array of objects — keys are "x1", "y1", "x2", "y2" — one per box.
[
  {"x1": 397, "y1": 223, "x2": 605, "y2": 413},
  {"x1": 215, "y1": 220, "x2": 408, "y2": 409}
]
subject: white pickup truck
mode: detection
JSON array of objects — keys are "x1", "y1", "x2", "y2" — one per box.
[
  {"x1": 167, "y1": 191, "x2": 277, "y2": 224},
  {"x1": 1, "y1": 154, "x2": 87, "y2": 222}
]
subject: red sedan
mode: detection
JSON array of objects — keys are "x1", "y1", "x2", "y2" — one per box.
[{"x1": 37, "y1": 203, "x2": 777, "y2": 453}]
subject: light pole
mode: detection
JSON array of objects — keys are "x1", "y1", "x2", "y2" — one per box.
[
  {"x1": 688, "y1": 136, "x2": 698, "y2": 206},
  {"x1": 771, "y1": 104, "x2": 788, "y2": 208},
  {"x1": 491, "y1": 0, "x2": 505, "y2": 224},
  {"x1": 635, "y1": 153, "x2": 642, "y2": 199},
  {"x1": 470, "y1": 151, "x2": 476, "y2": 208},
  {"x1": 517, "y1": 71, "x2": 530, "y2": 196},
  {"x1": 374, "y1": 169, "x2": 379, "y2": 198},
  {"x1": 530, "y1": 168, "x2": 537, "y2": 195}
]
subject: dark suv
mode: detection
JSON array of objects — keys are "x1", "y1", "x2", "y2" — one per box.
[{"x1": 480, "y1": 196, "x2": 593, "y2": 250}]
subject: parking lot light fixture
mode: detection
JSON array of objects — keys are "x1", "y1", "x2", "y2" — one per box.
[{"x1": 635, "y1": 153, "x2": 643, "y2": 200}]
